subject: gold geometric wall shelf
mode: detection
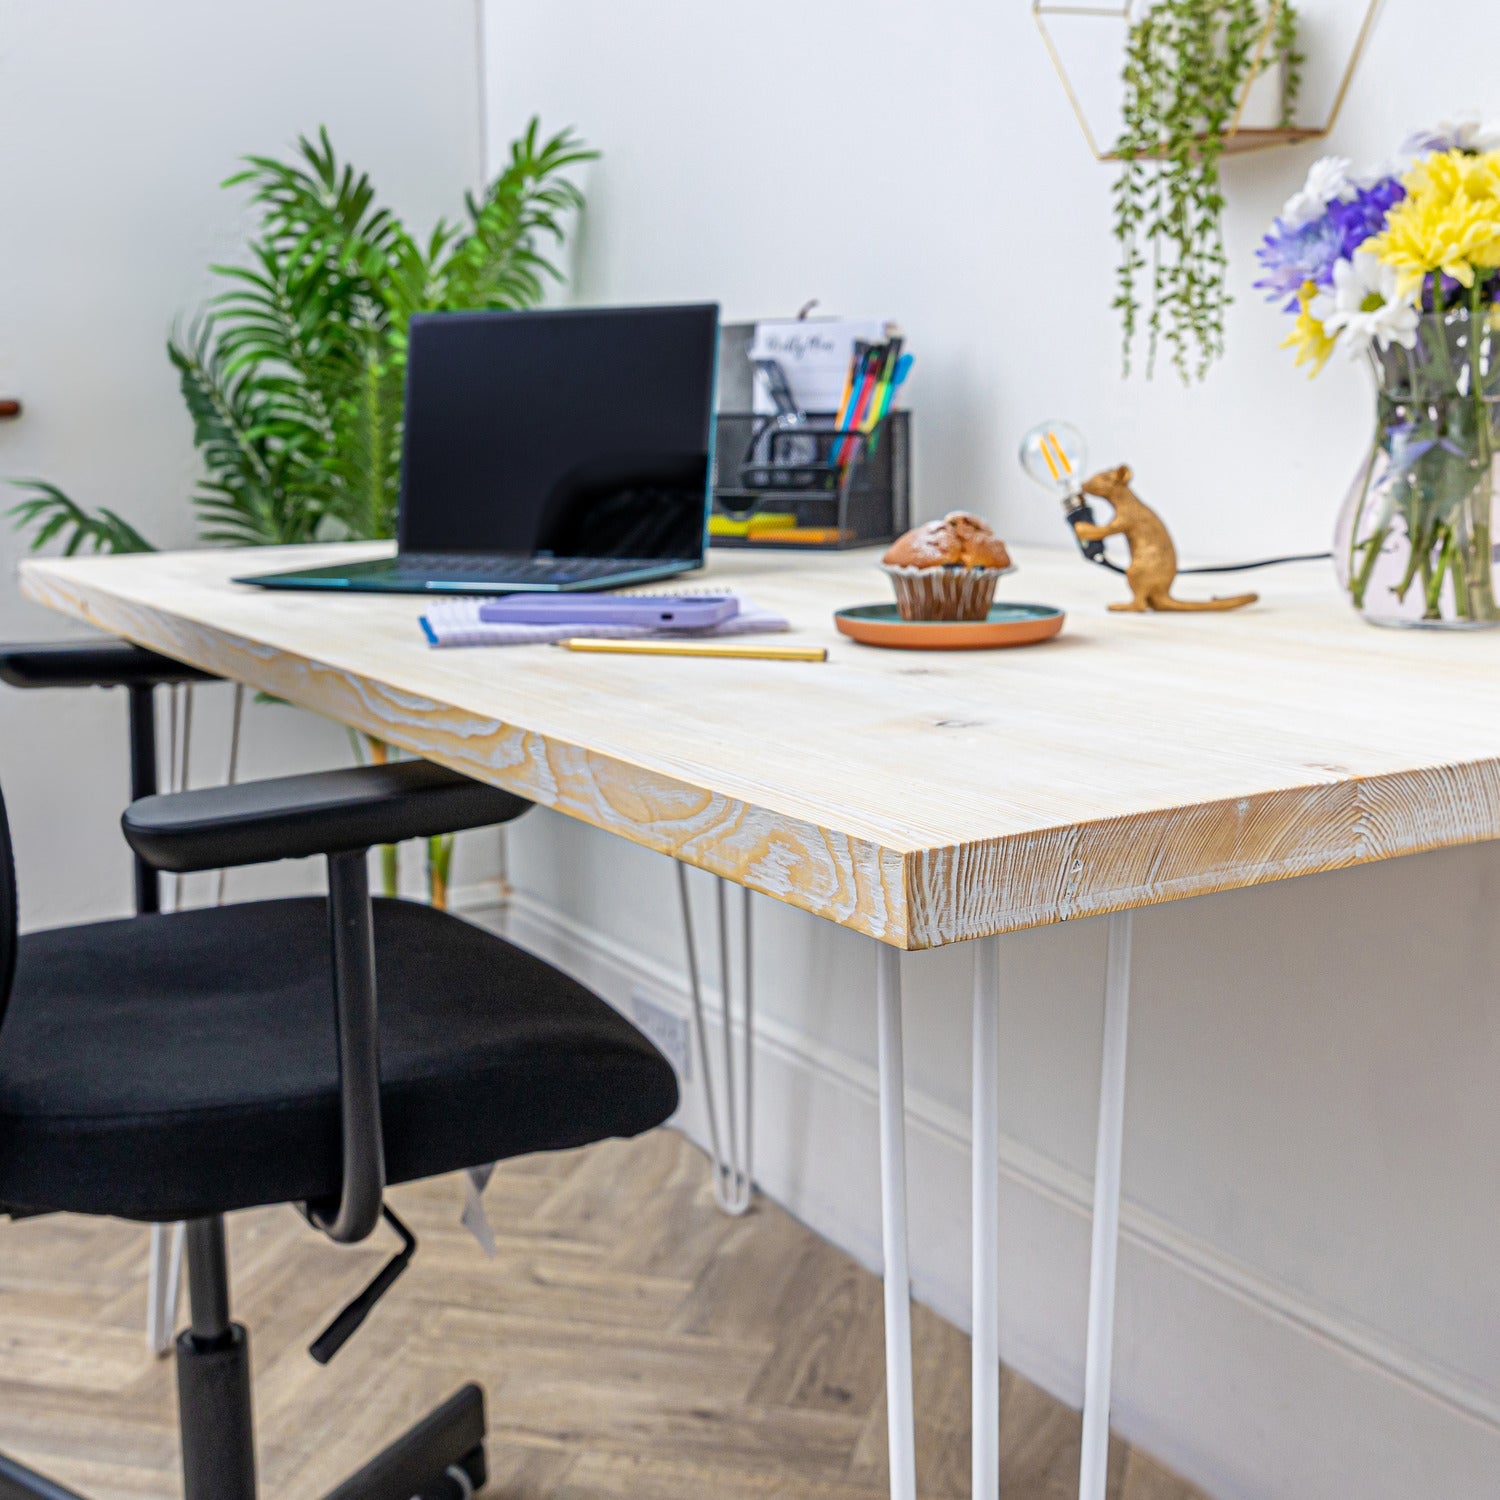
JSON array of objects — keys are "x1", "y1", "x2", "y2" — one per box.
[{"x1": 1034, "y1": 0, "x2": 1383, "y2": 163}]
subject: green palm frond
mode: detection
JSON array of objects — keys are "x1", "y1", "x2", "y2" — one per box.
[
  {"x1": 437, "y1": 119, "x2": 598, "y2": 309},
  {"x1": 227, "y1": 127, "x2": 411, "y2": 269},
  {"x1": 7, "y1": 481, "x2": 155, "y2": 555},
  {"x1": 200, "y1": 118, "x2": 593, "y2": 545},
  {"x1": 325, "y1": 308, "x2": 403, "y2": 541},
  {"x1": 209, "y1": 243, "x2": 356, "y2": 495},
  {"x1": 5, "y1": 120, "x2": 594, "y2": 562},
  {"x1": 213, "y1": 245, "x2": 360, "y2": 395},
  {"x1": 168, "y1": 318, "x2": 323, "y2": 545},
  {"x1": 228, "y1": 127, "x2": 430, "y2": 323}
]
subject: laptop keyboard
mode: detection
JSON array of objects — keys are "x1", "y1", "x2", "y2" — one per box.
[{"x1": 395, "y1": 554, "x2": 664, "y2": 585}]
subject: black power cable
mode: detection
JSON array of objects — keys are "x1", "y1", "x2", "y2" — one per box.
[
  {"x1": 1061, "y1": 501, "x2": 1329, "y2": 575},
  {"x1": 1180, "y1": 551, "x2": 1330, "y2": 574},
  {"x1": 1075, "y1": 547, "x2": 1329, "y2": 577}
]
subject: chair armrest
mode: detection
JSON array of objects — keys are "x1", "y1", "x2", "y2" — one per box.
[
  {"x1": 312, "y1": 849, "x2": 387, "y2": 1246},
  {"x1": 0, "y1": 639, "x2": 217, "y2": 689},
  {"x1": 122, "y1": 760, "x2": 531, "y2": 873}
]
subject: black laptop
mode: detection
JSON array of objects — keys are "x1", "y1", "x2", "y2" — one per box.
[{"x1": 238, "y1": 302, "x2": 720, "y2": 595}]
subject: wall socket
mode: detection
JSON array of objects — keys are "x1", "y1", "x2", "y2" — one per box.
[{"x1": 630, "y1": 994, "x2": 692, "y2": 1081}]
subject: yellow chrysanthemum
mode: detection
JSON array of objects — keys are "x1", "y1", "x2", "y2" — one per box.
[
  {"x1": 1369, "y1": 149, "x2": 1500, "y2": 298},
  {"x1": 1281, "y1": 282, "x2": 1336, "y2": 376}
]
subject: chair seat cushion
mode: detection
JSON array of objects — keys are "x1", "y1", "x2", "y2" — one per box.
[{"x1": 0, "y1": 898, "x2": 678, "y2": 1221}]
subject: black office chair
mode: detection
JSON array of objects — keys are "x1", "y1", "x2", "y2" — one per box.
[
  {"x1": 1, "y1": 640, "x2": 241, "y2": 1354},
  {"x1": 0, "y1": 757, "x2": 680, "y2": 1499}
]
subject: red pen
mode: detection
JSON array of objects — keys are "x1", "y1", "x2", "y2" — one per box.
[{"x1": 837, "y1": 342, "x2": 888, "y2": 467}]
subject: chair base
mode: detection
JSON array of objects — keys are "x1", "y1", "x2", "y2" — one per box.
[
  {"x1": 0, "y1": 1451, "x2": 90, "y2": 1500},
  {"x1": 322, "y1": 1383, "x2": 487, "y2": 1500},
  {"x1": 0, "y1": 1384, "x2": 487, "y2": 1500}
]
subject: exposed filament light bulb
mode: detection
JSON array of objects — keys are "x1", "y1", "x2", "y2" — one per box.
[{"x1": 1019, "y1": 420, "x2": 1088, "y2": 502}]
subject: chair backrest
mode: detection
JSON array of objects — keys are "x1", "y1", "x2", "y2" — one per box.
[{"x1": 0, "y1": 786, "x2": 15, "y2": 1031}]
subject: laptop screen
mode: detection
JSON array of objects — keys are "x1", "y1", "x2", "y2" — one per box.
[{"x1": 398, "y1": 304, "x2": 719, "y2": 561}]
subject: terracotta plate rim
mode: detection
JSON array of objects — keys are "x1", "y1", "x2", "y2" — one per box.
[{"x1": 833, "y1": 602, "x2": 1066, "y2": 651}]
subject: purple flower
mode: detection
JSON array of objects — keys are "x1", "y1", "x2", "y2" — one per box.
[
  {"x1": 1326, "y1": 178, "x2": 1406, "y2": 260},
  {"x1": 1401, "y1": 114, "x2": 1500, "y2": 156},
  {"x1": 1256, "y1": 178, "x2": 1407, "y2": 311},
  {"x1": 1254, "y1": 215, "x2": 1344, "y2": 309}
]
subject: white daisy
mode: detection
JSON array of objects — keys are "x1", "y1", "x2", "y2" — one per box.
[
  {"x1": 1310, "y1": 253, "x2": 1420, "y2": 359},
  {"x1": 1280, "y1": 156, "x2": 1358, "y2": 228},
  {"x1": 1402, "y1": 111, "x2": 1500, "y2": 158}
]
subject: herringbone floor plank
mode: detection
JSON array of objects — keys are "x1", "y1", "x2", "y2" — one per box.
[{"x1": 0, "y1": 1130, "x2": 1206, "y2": 1500}]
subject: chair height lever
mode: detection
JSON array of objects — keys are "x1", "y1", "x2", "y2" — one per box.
[{"x1": 307, "y1": 1203, "x2": 417, "y2": 1365}]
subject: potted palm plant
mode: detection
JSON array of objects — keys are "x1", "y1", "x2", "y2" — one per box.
[{"x1": 11, "y1": 116, "x2": 596, "y2": 903}]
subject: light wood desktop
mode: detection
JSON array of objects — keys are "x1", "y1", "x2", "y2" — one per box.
[{"x1": 23, "y1": 541, "x2": 1500, "y2": 1500}]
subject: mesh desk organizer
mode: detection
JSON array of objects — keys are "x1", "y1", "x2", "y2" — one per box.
[{"x1": 710, "y1": 409, "x2": 910, "y2": 551}]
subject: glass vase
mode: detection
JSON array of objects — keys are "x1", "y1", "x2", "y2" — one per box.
[{"x1": 1334, "y1": 306, "x2": 1500, "y2": 629}]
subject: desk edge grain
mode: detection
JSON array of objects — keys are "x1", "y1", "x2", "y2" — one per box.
[{"x1": 23, "y1": 559, "x2": 1500, "y2": 950}]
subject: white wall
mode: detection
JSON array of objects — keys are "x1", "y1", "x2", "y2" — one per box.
[
  {"x1": 0, "y1": 0, "x2": 496, "y2": 925},
  {"x1": 483, "y1": 3, "x2": 1500, "y2": 1496}
]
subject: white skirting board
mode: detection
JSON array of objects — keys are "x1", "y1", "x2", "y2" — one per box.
[{"x1": 455, "y1": 882, "x2": 1500, "y2": 1500}]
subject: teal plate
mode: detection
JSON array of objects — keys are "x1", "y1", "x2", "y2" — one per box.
[{"x1": 834, "y1": 602, "x2": 1065, "y2": 651}]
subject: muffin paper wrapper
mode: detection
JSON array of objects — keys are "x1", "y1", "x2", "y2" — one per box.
[{"x1": 882, "y1": 564, "x2": 1007, "y2": 621}]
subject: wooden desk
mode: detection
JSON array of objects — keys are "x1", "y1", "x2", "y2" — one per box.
[
  {"x1": 25, "y1": 542, "x2": 1500, "y2": 946},
  {"x1": 23, "y1": 542, "x2": 1500, "y2": 1500}
]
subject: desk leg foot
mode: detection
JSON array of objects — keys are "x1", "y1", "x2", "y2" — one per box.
[
  {"x1": 972, "y1": 936, "x2": 1002, "y2": 1498},
  {"x1": 876, "y1": 943, "x2": 918, "y2": 1500},
  {"x1": 1079, "y1": 912, "x2": 1134, "y2": 1500},
  {"x1": 678, "y1": 868, "x2": 755, "y2": 1216}
]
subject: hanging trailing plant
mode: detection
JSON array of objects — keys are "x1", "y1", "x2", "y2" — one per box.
[{"x1": 1113, "y1": 0, "x2": 1302, "y2": 381}]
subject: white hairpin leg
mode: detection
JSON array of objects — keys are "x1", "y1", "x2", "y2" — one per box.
[
  {"x1": 876, "y1": 943, "x2": 917, "y2": 1500},
  {"x1": 677, "y1": 866, "x2": 755, "y2": 1215},
  {"x1": 972, "y1": 936, "x2": 1002, "y2": 1498},
  {"x1": 146, "y1": 1222, "x2": 185, "y2": 1356},
  {"x1": 148, "y1": 683, "x2": 245, "y2": 1355},
  {"x1": 1079, "y1": 912, "x2": 1134, "y2": 1500}
]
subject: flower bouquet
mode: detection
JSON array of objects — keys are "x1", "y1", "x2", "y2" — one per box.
[{"x1": 1259, "y1": 115, "x2": 1500, "y2": 628}]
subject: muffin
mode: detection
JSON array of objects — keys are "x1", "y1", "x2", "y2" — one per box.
[{"x1": 881, "y1": 513, "x2": 1012, "y2": 621}]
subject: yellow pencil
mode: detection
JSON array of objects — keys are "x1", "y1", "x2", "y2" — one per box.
[{"x1": 558, "y1": 638, "x2": 827, "y2": 662}]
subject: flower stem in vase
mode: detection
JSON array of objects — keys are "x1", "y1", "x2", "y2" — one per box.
[
  {"x1": 1351, "y1": 526, "x2": 1388, "y2": 609},
  {"x1": 1393, "y1": 513, "x2": 1429, "y2": 603},
  {"x1": 1465, "y1": 277, "x2": 1498, "y2": 620},
  {"x1": 1345, "y1": 420, "x2": 1385, "y2": 606},
  {"x1": 1423, "y1": 525, "x2": 1455, "y2": 619},
  {"x1": 1428, "y1": 274, "x2": 1457, "y2": 382}
]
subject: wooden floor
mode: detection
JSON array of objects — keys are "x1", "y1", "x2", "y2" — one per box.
[{"x1": 0, "y1": 1131, "x2": 1205, "y2": 1500}]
